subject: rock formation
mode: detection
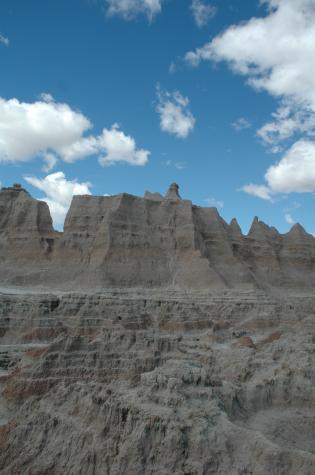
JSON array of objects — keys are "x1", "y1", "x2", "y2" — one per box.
[
  {"x1": 0, "y1": 182, "x2": 315, "y2": 291},
  {"x1": 0, "y1": 183, "x2": 314, "y2": 474}
]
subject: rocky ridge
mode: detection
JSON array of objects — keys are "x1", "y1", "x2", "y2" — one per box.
[{"x1": 0, "y1": 183, "x2": 315, "y2": 291}]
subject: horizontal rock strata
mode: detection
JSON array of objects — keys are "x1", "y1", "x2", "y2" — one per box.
[
  {"x1": 0, "y1": 184, "x2": 315, "y2": 474},
  {"x1": 0, "y1": 289, "x2": 314, "y2": 474},
  {"x1": 1, "y1": 183, "x2": 315, "y2": 291}
]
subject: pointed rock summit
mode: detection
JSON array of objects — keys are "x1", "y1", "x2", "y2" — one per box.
[
  {"x1": 248, "y1": 216, "x2": 279, "y2": 238},
  {"x1": 165, "y1": 182, "x2": 181, "y2": 200},
  {"x1": 288, "y1": 223, "x2": 308, "y2": 237},
  {"x1": 229, "y1": 218, "x2": 242, "y2": 237}
]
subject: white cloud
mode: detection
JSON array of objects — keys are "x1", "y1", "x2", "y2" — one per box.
[
  {"x1": 106, "y1": 0, "x2": 163, "y2": 20},
  {"x1": 98, "y1": 124, "x2": 150, "y2": 166},
  {"x1": 42, "y1": 153, "x2": 58, "y2": 173},
  {"x1": 156, "y1": 88, "x2": 196, "y2": 138},
  {"x1": 205, "y1": 197, "x2": 224, "y2": 208},
  {"x1": 191, "y1": 0, "x2": 216, "y2": 28},
  {"x1": 257, "y1": 103, "x2": 315, "y2": 148},
  {"x1": 24, "y1": 172, "x2": 92, "y2": 228},
  {"x1": 0, "y1": 96, "x2": 92, "y2": 163},
  {"x1": 285, "y1": 213, "x2": 295, "y2": 225},
  {"x1": 60, "y1": 124, "x2": 149, "y2": 166},
  {"x1": 243, "y1": 139, "x2": 315, "y2": 200},
  {"x1": 241, "y1": 184, "x2": 273, "y2": 201},
  {"x1": 185, "y1": 0, "x2": 315, "y2": 111},
  {"x1": 0, "y1": 34, "x2": 9, "y2": 46},
  {"x1": 232, "y1": 117, "x2": 252, "y2": 131},
  {"x1": 185, "y1": 0, "x2": 315, "y2": 199},
  {"x1": 185, "y1": 0, "x2": 315, "y2": 136},
  {"x1": 265, "y1": 139, "x2": 315, "y2": 193},
  {"x1": 0, "y1": 95, "x2": 149, "y2": 167}
]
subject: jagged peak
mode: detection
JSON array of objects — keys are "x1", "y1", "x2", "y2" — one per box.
[
  {"x1": 287, "y1": 223, "x2": 309, "y2": 238},
  {"x1": 248, "y1": 216, "x2": 279, "y2": 238},
  {"x1": 248, "y1": 216, "x2": 261, "y2": 235},
  {"x1": 229, "y1": 218, "x2": 242, "y2": 236},
  {"x1": 291, "y1": 222, "x2": 306, "y2": 232},
  {"x1": 165, "y1": 183, "x2": 181, "y2": 200}
]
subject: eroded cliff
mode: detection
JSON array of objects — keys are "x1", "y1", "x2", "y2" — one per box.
[
  {"x1": 0, "y1": 183, "x2": 314, "y2": 474},
  {"x1": 0, "y1": 183, "x2": 315, "y2": 291},
  {"x1": 0, "y1": 289, "x2": 314, "y2": 474}
]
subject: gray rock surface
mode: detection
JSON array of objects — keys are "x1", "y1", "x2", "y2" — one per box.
[
  {"x1": 0, "y1": 289, "x2": 314, "y2": 474},
  {"x1": 0, "y1": 184, "x2": 314, "y2": 474},
  {"x1": 1, "y1": 183, "x2": 315, "y2": 291},
  {"x1": 0, "y1": 184, "x2": 59, "y2": 286}
]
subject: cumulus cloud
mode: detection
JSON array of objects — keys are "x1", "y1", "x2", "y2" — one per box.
[
  {"x1": 98, "y1": 124, "x2": 150, "y2": 166},
  {"x1": 265, "y1": 139, "x2": 315, "y2": 193},
  {"x1": 106, "y1": 0, "x2": 163, "y2": 20},
  {"x1": 232, "y1": 117, "x2": 252, "y2": 131},
  {"x1": 185, "y1": 0, "x2": 315, "y2": 199},
  {"x1": 60, "y1": 124, "x2": 149, "y2": 166},
  {"x1": 191, "y1": 0, "x2": 216, "y2": 28},
  {"x1": 0, "y1": 96, "x2": 92, "y2": 163},
  {"x1": 24, "y1": 172, "x2": 92, "y2": 228},
  {"x1": 0, "y1": 95, "x2": 149, "y2": 167},
  {"x1": 185, "y1": 0, "x2": 315, "y2": 129},
  {"x1": 156, "y1": 88, "x2": 196, "y2": 138},
  {"x1": 241, "y1": 184, "x2": 273, "y2": 201},
  {"x1": 257, "y1": 103, "x2": 315, "y2": 149},
  {"x1": 185, "y1": 0, "x2": 315, "y2": 110},
  {"x1": 0, "y1": 34, "x2": 9, "y2": 46},
  {"x1": 243, "y1": 140, "x2": 315, "y2": 199}
]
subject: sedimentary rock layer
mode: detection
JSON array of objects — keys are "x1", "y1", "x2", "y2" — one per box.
[
  {"x1": 0, "y1": 289, "x2": 314, "y2": 474},
  {"x1": 0, "y1": 183, "x2": 315, "y2": 291},
  {"x1": 0, "y1": 184, "x2": 314, "y2": 474}
]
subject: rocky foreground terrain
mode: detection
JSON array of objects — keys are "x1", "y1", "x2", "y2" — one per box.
[{"x1": 0, "y1": 183, "x2": 314, "y2": 474}]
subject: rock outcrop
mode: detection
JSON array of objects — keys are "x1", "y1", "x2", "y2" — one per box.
[
  {"x1": 0, "y1": 289, "x2": 314, "y2": 474},
  {"x1": 1, "y1": 183, "x2": 315, "y2": 291},
  {"x1": 0, "y1": 184, "x2": 53, "y2": 237},
  {"x1": 0, "y1": 183, "x2": 315, "y2": 474},
  {"x1": 0, "y1": 184, "x2": 59, "y2": 286}
]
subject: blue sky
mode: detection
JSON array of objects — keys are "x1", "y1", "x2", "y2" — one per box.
[{"x1": 1, "y1": 0, "x2": 315, "y2": 233}]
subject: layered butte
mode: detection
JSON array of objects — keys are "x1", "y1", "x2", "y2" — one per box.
[{"x1": 0, "y1": 183, "x2": 315, "y2": 291}]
